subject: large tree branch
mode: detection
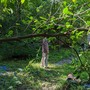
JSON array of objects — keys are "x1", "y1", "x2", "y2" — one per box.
[
  {"x1": 0, "y1": 33, "x2": 68, "y2": 42},
  {"x1": 0, "y1": 27, "x2": 88, "y2": 42}
]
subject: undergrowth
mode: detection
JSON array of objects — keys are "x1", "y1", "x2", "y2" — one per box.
[{"x1": 0, "y1": 48, "x2": 89, "y2": 90}]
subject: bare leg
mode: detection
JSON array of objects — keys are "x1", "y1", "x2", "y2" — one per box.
[
  {"x1": 41, "y1": 53, "x2": 46, "y2": 67},
  {"x1": 45, "y1": 53, "x2": 48, "y2": 68},
  {"x1": 41, "y1": 58, "x2": 44, "y2": 67}
]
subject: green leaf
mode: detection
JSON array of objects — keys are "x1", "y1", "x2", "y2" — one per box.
[
  {"x1": 36, "y1": 6, "x2": 43, "y2": 12},
  {"x1": 34, "y1": 19, "x2": 38, "y2": 23},
  {"x1": 71, "y1": 30, "x2": 76, "y2": 34},
  {"x1": 36, "y1": 8, "x2": 40, "y2": 12},
  {"x1": 21, "y1": 0, "x2": 25, "y2": 4},
  {"x1": 29, "y1": 16, "x2": 33, "y2": 20},
  {"x1": 72, "y1": 0, "x2": 77, "y2": 3},
  {"x1": 40, "y1": 16, "x2": 47, "y2": 20},
  {"x1": 1, "y1": 0, "x2": 7, "y2": 3},
  {"x1": 8, "y1": 30, "x2": 13, "y2": 36},
  {"x1": 1, "y1": 0, "x2": 7, "y2": 6},
  {"x1": 63, "y1": 7, "x2": 69, "y2": 14},
  {"x1": 9, "y1": 8, "x2": 13, "y2": 14},
  {"x1": 68, "y1": 11, "x2": 73, "y2": 15},
  {"x1": 32, "y1": 28, "x2": 36, "y2": 31},
  {"x1": 66, "y1": 22, "x2": 72, "y2": 28},
  {"x1": 0, "y1": 24, "x2": 2, "y2": 27},
  {"x1": 57, "y1": 26, "x2": 61, "y2": 29},
  {"x1": 63, "y1": 1, "x2": 67, "y2": 6},
  {"x1": 1, "y1": 0, "x2": 4, "y2": 3},
  {"x1": 63, "y1": 7, "x2": 73, "y2": 15},
  {"x1": 86, "y1": 21, "x2": 90, "y2": 26},
  {"x1": 16, "y1": 23, "x2": 20, "y2": 26}
]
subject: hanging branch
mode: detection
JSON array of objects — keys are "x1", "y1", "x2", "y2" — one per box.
[
  {"x1": 71, "y1": 47, "x2": 84, "y2": 66},
  {"x1": 58, "y1": 37, "x2": 84, "y2": 66}
]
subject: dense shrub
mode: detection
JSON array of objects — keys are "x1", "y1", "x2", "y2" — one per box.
[{"x1": 0, "y1": 40, "x2": 41, "y2": 60}]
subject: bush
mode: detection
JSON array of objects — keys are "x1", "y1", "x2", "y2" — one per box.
[{"x1": 0, "y1": 40, "x2": 41, "y2": 60}]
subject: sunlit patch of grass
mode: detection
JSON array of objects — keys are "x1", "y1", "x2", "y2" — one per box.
[
  {"x1": 0, "y1": 62, "x2": 75, "y2": 89},
  {"x1": 16, "y1": 60, "x2": 75, "y2": 90}
]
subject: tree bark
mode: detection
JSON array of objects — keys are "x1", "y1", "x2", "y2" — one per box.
[
  {"x1": 0, "y1": 33, "x2": 68, "y2": 42},
  {"x1": 0, "y1": 27, "x2": 88, "y2": 43}
]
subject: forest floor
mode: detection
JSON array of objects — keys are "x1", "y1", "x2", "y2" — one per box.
[{"x1": 0, "y1": 48, "x2": 86, "y2": 90}]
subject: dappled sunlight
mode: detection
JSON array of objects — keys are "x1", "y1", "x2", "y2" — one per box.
[
  {"x1": 21, "y1": 59, "x2": 76, "y2": 89},
  {"x1": 0, "y1": 51, "x2": 88, "y2": 89},
  {"x1": 0, "y1": 0, "x2": 90, "y2": 89},
  {"x1": 0, "y1": 49, "x2": 89, "y2": 89}
]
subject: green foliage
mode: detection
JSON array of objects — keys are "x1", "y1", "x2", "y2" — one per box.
[
  {"x1": 72, "y1": 50, "x2": 90, "y2": 83},
  {"x1": 80, "y1": 71, "x2": 89, "y2": 81},
  {"x1": 87, "y1": 21, "x2": 90, "y2": 26},
  {"x1": 0, "y1": 1, "x2": 90, "y2": 89},
  {"x1": 0, "y1": 0, "x2": 89, "y2": 38},
  {"x1": 21, "y1": 0, "x2": 25, "y2": 4},
  {"x1": 0, "y1": 40, "x2": 40, "y2": 60},
  {"x1": 49, "y1": 48, "x2": 72, "y2": 63},
  {"x1": 72, "y1": 0, "x2": 77, "y2": 3},
  {"x1": 63, "y1": 7, "x2": 73, "y2": 15}
]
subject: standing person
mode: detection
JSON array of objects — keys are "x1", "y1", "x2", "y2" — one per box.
[{"x1": 41, "y1": 37, "x2": 49, "y2": 68}]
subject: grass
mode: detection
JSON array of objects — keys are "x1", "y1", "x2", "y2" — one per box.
[
  {"x1": 23, "y1": 63, "x2": 74, "y2": 90},
  {"x1": 0, "y1": 48, "x2": 88, "y2": 90}
]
